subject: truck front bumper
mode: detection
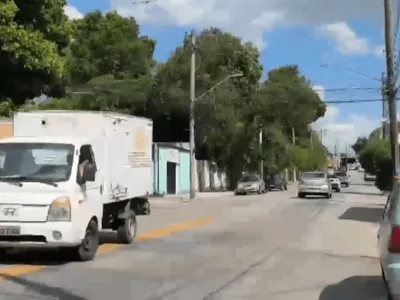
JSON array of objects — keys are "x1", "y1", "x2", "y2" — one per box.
[{"x1": 0, "y1": 222, "x2": 81, "y2": 248}]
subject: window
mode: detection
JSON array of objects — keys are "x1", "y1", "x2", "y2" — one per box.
[
  {"x1": 241, "y1": 174, "x2": 259, "y2": 182},
  {"x1": 0, "y1": 143, "x2": 74, "y2": 182},
  {"x1": 79, "y1": 145, "x2": 97, "y2": 171},
  {"x1": 302, "y1": 172, "x2": 325, "y2": 179}
]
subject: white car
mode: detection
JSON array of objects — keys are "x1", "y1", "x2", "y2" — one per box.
[
  {"x1": 328, "y1": 175, "x2": 341, "y2": 192},
  {"x1": 359, "y1": 167, "x2": 365, "y2": 172}
]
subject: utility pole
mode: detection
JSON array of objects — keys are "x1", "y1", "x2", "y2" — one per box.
[
  {"x1": 292, "y1": 127, "x2": 296, "y2": 182},
  {"x1": 189, "y1": 31, "x2": 196, "y2": 199},
  {"x1": 259, "y1": 127, "x2": 263, "y2": 178},
  {"x1": 384, "y1": 0, "x2": 399, "y2": 180},
  {"x1": 334, "y1": 138, "x2": 338, "y2": 157},
  {"x1": 319, "y1": 129, "x2": 327, "y2": 144},
  {"x1": 334, "y1": 138, "x2": 339, "y2": 169},
  {"x1": 382, "y1": 72, "x2": 388, "y2": 139}
]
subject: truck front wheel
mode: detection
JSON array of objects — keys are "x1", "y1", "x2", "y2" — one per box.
[
  {"x1": 74, "y1": 220, "x2": 99, "y2": 261},
  {"x1": 117, "y1": 212, "x2": 137, "y2": 244}
]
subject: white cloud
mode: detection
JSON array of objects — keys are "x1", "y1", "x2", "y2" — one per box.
[
  {"x1": 312, "y1": 85, "x2": 326, "y2": 101},
  {"x1": 313, "y1": 105, "x2": 380, "y2": 155},
  {"x1": 317, "y1": 22, "x2": 383, "y2": 57},
  {"x1": 64, "y1": 5, "x2": 83, "y2": 20},
  {"x1": 311, "y1": 85, "x2": 380, "y2": 155},
  {"x1": 110, "y1": 0, "x2": 383, "y2": 52}
]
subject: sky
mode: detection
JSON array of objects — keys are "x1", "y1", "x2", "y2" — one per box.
[{"x1": 64, "y1": 0, "x2": 392, "y2": 155}]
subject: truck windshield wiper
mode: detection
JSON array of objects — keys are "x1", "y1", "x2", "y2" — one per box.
[
  {"x1": 0, "y1": 176, "x2": 23, "y2": 187},
  {"x1": 24, "y1": 178, "x2": 58, "y2": 187},
  {"x1": 0, "y1": 176, "x2": 58, "y2": 187}
]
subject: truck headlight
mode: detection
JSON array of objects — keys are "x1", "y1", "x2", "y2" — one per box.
[
  {"x1": 252, "y1": 184, "x2": 258, "y2": 188},
  {"x1": 47, "y1": 196, "x2": 71, "y2": 222},
  {"x1": 322, "y1": 185, "x2": 328, "y2": 189}
]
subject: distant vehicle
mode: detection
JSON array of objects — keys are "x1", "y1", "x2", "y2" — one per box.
[
  {"x1": 334, "y1": 170, "x2": 350, "y2": 187},
  {"x1": 378, "y1": 182, "x2": 400, "y2": 299},
  {"x1": 265, "y1": 174, "x2": 287, "y2": 191},
  {"x1": 327, "y1": 166, "x2": 335, "y2": 175},
  {"x1": 358, "y1": 167, "x2": 365, "y2": 172},
  {"x1": 235, "y1": 174, "x2": 265, "y2": 195},
  {"x1": 328, "y1": 174, "x2": 341, "y2": 192},
  {"x1": 364, "y1": 172, "x2": 376, "y2": 181},
  {"x1": 297, "y1": 171, "x2": 332, "y2": 199}
]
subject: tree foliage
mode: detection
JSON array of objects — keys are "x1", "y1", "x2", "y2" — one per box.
[
  {"x1": 358, "y1": 138, "x2": 391, "y2": 190},
  {"x1": 351, "y1": 136, "x2": 368, "y2": 155},
  {"x1": 0, "y1": 0, "x2": 72, "y2": 105},
  {"x1": 67, "y1": 11, "x2": 155, "y2": 85}
]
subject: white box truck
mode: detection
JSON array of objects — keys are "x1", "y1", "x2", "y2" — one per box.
[{"x1": 0, "y1": 111, "x2": 152, "y2": 261}]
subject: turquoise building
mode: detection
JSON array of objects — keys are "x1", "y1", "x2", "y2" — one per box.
[{"x1": 152, "y1": 143, "x2": 190, "y2": 195}]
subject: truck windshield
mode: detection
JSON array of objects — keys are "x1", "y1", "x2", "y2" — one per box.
[{"x1": 0, "y1": 143, "x2": 74, "y2": 182}]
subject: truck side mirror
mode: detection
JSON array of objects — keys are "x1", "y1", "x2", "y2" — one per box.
[{"x1": 77, "y1": 163, "x2": 96, "y2": 184}]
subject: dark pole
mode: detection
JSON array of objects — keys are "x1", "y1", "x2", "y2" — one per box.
[{"x1": 384, "y1": 0, "x2": 399, "y2": 181}]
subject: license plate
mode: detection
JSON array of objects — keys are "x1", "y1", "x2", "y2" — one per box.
[{"x1": 0, "y1": 226, "x2": 20, "y2": 235}]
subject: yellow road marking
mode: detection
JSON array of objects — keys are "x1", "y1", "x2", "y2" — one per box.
[{"x1": 0, "y1": 217, "x2": 213, "y2": 279}]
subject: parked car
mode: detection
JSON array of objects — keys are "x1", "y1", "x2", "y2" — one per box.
[
  {"x1": 378, "y1": 183, "x2": 400, "y2": 299},
  {"x1": 359, "y1": 167, "x2": 365, "y2": 172},
  {"x1": 328, "y1": 174, "x2": 341, "y2": 192},
  {"x1": 297, "y1": 171, "x2": 332, "y2": 199},
  {"x1": 235, "y1": 174, "x2": 266, "y2": 195},
  {"x1": 365, "y1": 172, "x2": 376, "y2": 181},
  {"x1": 265, "y1": 174, "x2": 287, "y2": 191},
  {"x1": 334, "y1": 170, "x2": 350, "y2": 187}
]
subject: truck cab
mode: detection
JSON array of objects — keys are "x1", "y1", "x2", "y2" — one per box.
[{"x1": 0, "y1": 137, "x2": 104, "y2": 260}]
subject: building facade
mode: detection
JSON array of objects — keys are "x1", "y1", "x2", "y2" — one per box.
[{"x1": 152, "y1": 143, "x2": 190, "y2": 195}]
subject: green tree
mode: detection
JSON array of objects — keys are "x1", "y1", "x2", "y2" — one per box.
[
  {"x1": 67, "y1": 11, "x2": 156, "y2": 85},
  {"x1": 32, "y1": 11, "x2": 157, "y2": 120},
  {"x1": 352, "y1": 136, "x2": 368, "y2": 155},
  {"x1": 151, "y1": 28, "x2": 263, "y2": 159},
  {"x1": 0, "y1": 0, "x2": 72, "y2": 107},
  {"x1": 256, "y1": 66, "x2": 326, "y2": 137},
  {"x1": 253, "y1": 66, "x2": 327, "y2": 174},
  {"x1": 359, "y1": 139, "x2": 390, "y2": 175}
]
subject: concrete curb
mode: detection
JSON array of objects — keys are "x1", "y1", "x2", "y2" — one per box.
[{"x1": 149, "y1": 192, "x2": 234, "y2": 205}]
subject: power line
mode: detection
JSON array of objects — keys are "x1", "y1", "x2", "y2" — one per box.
[
  {"x1": 317, "y1": 87, "x2": 380, "y2": 92},
  {"x1": 324, "y1": 98, "x2": 395, "y2": 104}
]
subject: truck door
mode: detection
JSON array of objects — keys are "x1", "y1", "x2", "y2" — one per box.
[{"x1": 77, "y1": 144, "x2": 102, "y2": 229}]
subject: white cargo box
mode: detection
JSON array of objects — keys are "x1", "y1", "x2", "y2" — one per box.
[{"x1": 13, "y1": 111, "x2": 153, "y2": 202}]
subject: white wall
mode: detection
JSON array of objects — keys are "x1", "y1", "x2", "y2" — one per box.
[{"x1": 195, "y1": 160, "x2": 227, "y2": 191}]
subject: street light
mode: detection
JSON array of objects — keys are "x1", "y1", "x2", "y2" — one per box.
[
  {"x1": 195, "y1": 73, "x2": 243, "y2": 101},
  {"x1": 189, "y1": 72, "x2": 243, "y2": 200}
]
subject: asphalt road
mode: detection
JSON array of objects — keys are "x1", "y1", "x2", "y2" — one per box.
[{"x1": 0, "y1": 171, "x2": 388, "y2": 299}]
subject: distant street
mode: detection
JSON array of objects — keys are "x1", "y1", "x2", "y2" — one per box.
[{"x1": 0, "y1": 171, "x2": 388, "y2": 300}]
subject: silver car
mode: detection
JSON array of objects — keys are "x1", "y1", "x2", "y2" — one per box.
[
  {"x1": 334, "y1": 170, "x2": 350, "y2": 187},
  {"x1": 378, "y1": 182, "x2": 400, "y2": 299},
  {"x1": 297, "y1": 171, "x2": 332, "y2": 199},
  {"x1": 235, "y1": 174, "x2": 265, "y2": 195}
]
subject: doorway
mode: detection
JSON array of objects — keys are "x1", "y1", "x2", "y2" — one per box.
[{"x1": 166, "y1": 162, "x2": 176, "y2": 194}]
